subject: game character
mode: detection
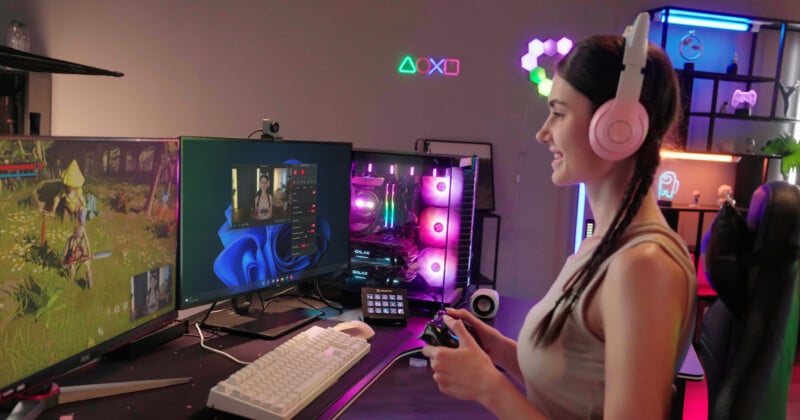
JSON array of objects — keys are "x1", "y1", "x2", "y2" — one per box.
[
  {"x1": 52, "y1": 159, "x2": 88, "y2": 223},
  {"x1": 62, "y1": 224, "x2": 93, "y2": 289}
]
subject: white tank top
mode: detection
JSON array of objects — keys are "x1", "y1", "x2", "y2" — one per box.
[{"x1": 516, "y1": 223, "x2": 697, "y2": 419}]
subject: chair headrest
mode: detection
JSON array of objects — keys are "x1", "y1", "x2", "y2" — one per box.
[{"x1": 701, "y1": 181, "x2": 800, "y2": 316}]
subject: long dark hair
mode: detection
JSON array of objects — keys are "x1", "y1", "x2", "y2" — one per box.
[{"x1": 532, "y1": 35, "x2": 681, "y2": 346}]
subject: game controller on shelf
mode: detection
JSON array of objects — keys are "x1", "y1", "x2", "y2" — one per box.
[
  {"x1": 418, "y1": 311, "x2": 480, "y2": 348},
  {"x1": 731, "y1": 89, "x2": 758, "y2": 108}
]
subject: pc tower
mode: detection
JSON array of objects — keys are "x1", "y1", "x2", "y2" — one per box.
[{"x1": 321, "y1": 148, "x2": 477, "y2": 312}]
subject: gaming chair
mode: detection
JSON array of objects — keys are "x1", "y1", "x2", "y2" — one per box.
[{"x1": 699, "y1": 180, "x2": 800, "y2": 420}]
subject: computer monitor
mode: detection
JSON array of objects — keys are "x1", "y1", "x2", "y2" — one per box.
[
  {"x1": 0, "y1": 136, "x2": 180, "y2": 403},
  {"x1": 178, "y1": 137, "x2": 352, "y2": 338},
  {"x1": 319, "y1": 148, "x2": 477, "y2": 311}
]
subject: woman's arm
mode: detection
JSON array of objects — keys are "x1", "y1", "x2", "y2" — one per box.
[{"x1": 598, "y1": 243, "x2": 690, "y2": 419}]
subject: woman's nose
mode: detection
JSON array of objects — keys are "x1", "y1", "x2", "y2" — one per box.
[{"x1": 535, "y1": 125, "x2": 550, "y2": 144}]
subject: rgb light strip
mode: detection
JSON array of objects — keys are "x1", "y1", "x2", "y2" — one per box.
[{"x1": 658, "y1": 9, "x2": 752, "y2": 32}]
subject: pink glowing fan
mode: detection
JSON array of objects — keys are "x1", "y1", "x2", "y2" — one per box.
[
  {"x1": 417, "y1": 247, "x2": 458, "y2": 289},
  {"x1": 421, "y1": 169, "x2": 463, "y2": 207},
  {"x1": 418, "y1": 206, "x2": 460, "y2": 248}
]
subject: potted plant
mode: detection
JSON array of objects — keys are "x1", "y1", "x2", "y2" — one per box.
[{"x1": 761, "y1": 132, "x2": 800, "y2": 180}]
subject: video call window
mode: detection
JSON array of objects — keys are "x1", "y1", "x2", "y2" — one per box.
[{"x1": 229, "y1": 163, "x2": 320, "y2": 257}]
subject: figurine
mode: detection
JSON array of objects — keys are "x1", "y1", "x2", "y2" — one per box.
[
  {"x1": 726, "y1": 52, "x2": 738, "y2": 75},
  {"x1": 719, "y1": 101, "x2": 729, "y2": 114},
  {"x1": 691, "y1": 190, "x2": 700, "y2": 207},
  {"x1": 717, "y1": 184, "x2": 735, "y2": 207},
  {"x1": 777, "y1": 80, "x2": 799, "y2": 117}
]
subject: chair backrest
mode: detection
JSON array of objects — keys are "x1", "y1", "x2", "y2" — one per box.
[{"x1": 699, "y1": 180, "x2": 800, "y2": 420}]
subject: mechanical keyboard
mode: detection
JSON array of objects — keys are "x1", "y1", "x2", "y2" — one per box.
[{"x1": 207, "y1": 325, "x2": 371, "y2": 419}]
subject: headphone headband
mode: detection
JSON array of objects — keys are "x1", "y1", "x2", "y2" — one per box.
[{"x1": 617, "y1": 12, "x2": 650, "y2": 103}]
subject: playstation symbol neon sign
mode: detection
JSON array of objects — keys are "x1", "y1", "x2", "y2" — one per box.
[{"x1": 398, "y1": 55, "x2": 461, "y2": 76}]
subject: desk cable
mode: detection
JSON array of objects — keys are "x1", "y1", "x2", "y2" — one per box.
[{"x1": 194, "y1": 323, "x2": 250, "y2": 366}]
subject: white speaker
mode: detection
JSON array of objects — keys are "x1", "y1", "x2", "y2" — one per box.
[{"x1": 470, "y1": 289, "x2": 500, "y2": 319}]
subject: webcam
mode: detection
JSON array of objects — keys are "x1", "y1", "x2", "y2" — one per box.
[{"x1": 261, "y1": 118, "x2": 283, "y2": 141}]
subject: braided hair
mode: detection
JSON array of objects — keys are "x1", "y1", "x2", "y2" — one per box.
[{"x1": 532, "y1": 35, "x2": 681, "y2": 346}]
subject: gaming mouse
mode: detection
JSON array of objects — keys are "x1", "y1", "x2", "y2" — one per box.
[{"x1": 332, "y1": 320, "x2": 376, "y2": 341}]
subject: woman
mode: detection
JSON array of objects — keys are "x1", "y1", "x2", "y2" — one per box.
[
  {"x1": 422, "y1": 26, "x2": 697, "y2": 419},
  {"x1": 253, "y1": 174, "x2": 273, "y2": 220},
  {"x1": 146, "y1": 272, "x2": 159, "y2": 314}
]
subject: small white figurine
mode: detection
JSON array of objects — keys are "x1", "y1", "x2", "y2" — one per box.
[{"x1": 717, "y1": 184, "x2": 735, "y2": 207}]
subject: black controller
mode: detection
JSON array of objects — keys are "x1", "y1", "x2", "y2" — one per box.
[
  {"x1": 419, "y1": 313, "x2": 460, "y2": 348},
  {"x1": 419, "y1": 311, "x2": 480, "y2": 348}
]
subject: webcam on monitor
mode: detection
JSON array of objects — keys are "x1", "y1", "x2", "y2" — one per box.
[{"x1": 261, "y1": 118, "x2": 283, "y2": 141}]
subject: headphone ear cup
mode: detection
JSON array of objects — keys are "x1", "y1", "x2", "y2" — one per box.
[{"x1": 589, "y1": 98, "x2": 649, "y2": 161}]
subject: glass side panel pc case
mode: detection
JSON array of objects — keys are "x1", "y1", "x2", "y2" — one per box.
[
  {"x1": 0, "y1": 136, "x2": 180, "y2": 403},
  {"x1": 341, "y1": 149, "x2": 478, "y2": 310},
  {"x1": 178, "y1": 137, "x2": 353, "y2": 309}
]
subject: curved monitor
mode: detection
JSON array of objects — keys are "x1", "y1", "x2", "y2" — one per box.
[
  {"x1": 178, "y1": 137, "x2": 352, "y2": 309},
  {"x1": 0, "y1": 136, "x2": 180, "y2": 403}
]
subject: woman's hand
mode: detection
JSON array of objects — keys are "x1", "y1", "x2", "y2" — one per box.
[
  {"x1": 421, "y1": 314, "x2": 501, "y2": 401},
  {"x1": 442, "y1": 308, "x2": 519, "y2": 373}
]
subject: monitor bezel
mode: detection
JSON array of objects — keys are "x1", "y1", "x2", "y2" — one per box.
[{"x1": 0, "y1": 135, "x2": 181, "y2": 404}]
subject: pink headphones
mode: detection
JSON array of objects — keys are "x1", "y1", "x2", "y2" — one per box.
[{"x1": 588, "y1": 12, "x2": 650, "y2": 161}]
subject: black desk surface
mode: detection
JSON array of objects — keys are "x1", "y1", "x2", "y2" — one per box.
[{"x1": 16, "y1": 295, "x2": 700, "y2": 419}]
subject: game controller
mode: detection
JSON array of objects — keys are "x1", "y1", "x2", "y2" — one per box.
[
  {"x1": 419, "y1": 312, "x2": 460, "y2": 348},
  {"x1": 731, "y1": 89, "x2": 758, "y2": 108},
  {"x1": 418, "y1": 311, "x2": 480, "y2": 348}
]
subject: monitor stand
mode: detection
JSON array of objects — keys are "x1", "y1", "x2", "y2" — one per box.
[{"x1": 200, "y1": 298, "x2": 323, "y2": 340}]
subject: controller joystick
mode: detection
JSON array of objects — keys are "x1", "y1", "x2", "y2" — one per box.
[{"x1": 419, "y1": 313, "x2": 459, "y2": 348}]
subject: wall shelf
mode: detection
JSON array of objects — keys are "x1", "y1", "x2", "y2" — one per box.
[{"x1": 648, "y1": 6, "x2": 800, "y2": 153}]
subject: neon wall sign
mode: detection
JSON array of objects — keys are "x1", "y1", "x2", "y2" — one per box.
[
  {"x1": 520, "y1": 37, "x2": 573, "y2": 96},
  {"x1": 398, "y1": 55, "x2": 461, "y2": 76}
]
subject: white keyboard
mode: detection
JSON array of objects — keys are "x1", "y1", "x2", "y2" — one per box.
[{"x1": 207, "y1": 325, "x2": 371, "y2": 419}]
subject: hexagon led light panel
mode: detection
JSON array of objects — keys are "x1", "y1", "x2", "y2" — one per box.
[{"x1": 520, "y1": 36, "x2": 573, "y2": 96}]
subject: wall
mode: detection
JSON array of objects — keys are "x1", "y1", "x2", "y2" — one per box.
[{"x1": 3, "y1": 0, "x2": 799, "y2": 300}]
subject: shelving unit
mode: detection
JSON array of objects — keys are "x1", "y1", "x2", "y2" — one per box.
[{"x1": 646, "y1": 6, "x2": 800, "y2": 153}]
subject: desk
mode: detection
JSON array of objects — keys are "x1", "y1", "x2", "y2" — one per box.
[
  {"x1": 334, "y1": 296, "x2": 704, "y2": 420},
  {"x1": 24, "y1": 296, "x2": 702, "y2": 419}
]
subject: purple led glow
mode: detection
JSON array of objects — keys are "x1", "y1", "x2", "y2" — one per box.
[
  {"x1": 528, "y1": 39, "x2": 544, "y2": 57},
  {"x1": 417, "y1": 247, "x2": 457, "y2": 289},
  {"x1": 367, "y1": 163, "x2": 373, "y2": 173},
  {"x1": 543, "y1": 39, "x2": 557, "y2": 56},
  {"x1": 421, "y1": 170, "x2": 463, "y2": 207},
  {"x1": 350, "y1": 189, "x2": 379, "y2": 218},
  {"x1": 521, "y1": 36, "x2": 573, "y2": 97},
  {"x1": 418, "y1": 206, "x2": 460, "y2": 248},
  {"x1": 556, "y1": 37, "x2": 573, "y2": 55}
]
